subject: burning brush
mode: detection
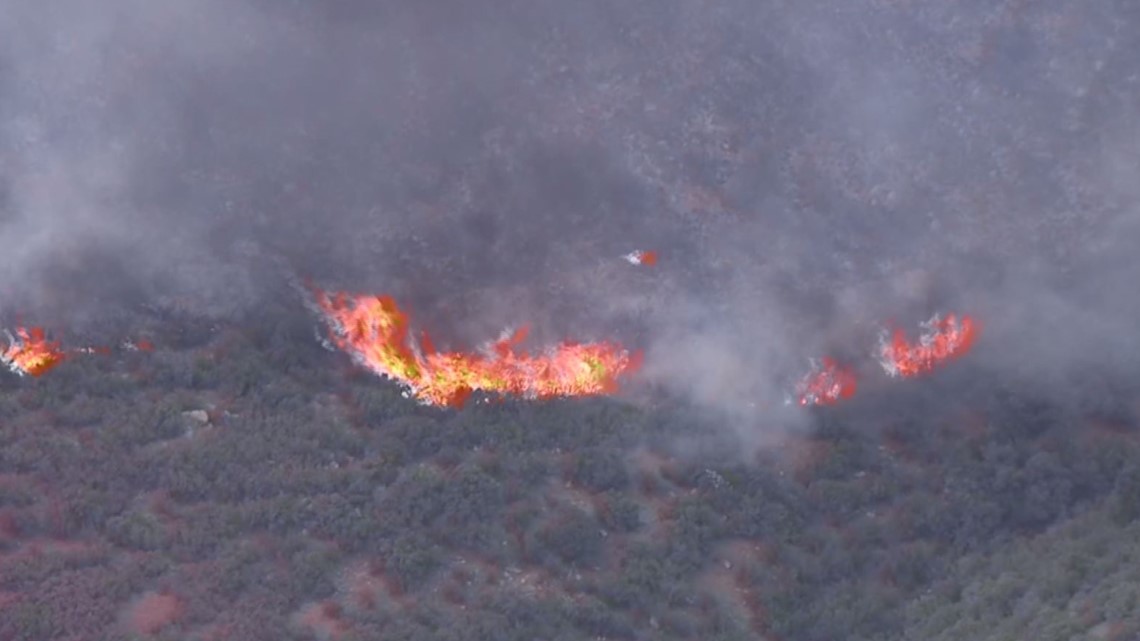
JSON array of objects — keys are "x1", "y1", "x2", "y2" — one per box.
[
  {"x1": 313, "y1": 289, "x2": 641, "y2": 408},
  {"x1": 792, "y1": 310, "x2": 978, "y2": 407},
  {"x1": 793, "y1": 357, "x2": 858, "y2": 407},
  {"x1": 622, "y1": 249, "x2": 659, "y2": 267},
  {"x1": 0, "y1": 326, "x2": 142, "y2": 378},
  {"x1": 2, "y1": 327, "x2": 71, "y2": 377},
  {"x1": 877, "y1": 313, "x2": 979, "y2": 379}
]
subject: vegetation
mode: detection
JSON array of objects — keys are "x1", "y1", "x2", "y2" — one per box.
[{"x1": 0, "y1": 322, "x2": 1137, "y2": 640}]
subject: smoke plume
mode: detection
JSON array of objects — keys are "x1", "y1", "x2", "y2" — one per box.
[{"x1": 2, "y1": 0, "x2": 1137, "y2": 437}]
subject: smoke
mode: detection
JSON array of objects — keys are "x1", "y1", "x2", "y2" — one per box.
[{"x1": 1, "y1": 0, "x2": 1137, "y2": 438}]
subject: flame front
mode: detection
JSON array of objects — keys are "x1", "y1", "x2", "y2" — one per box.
[
  {"x1": 877, "y1": 313, "x2": 978, "y2": 378},
  {"x1": 622, "y1": 250, "x2": 658, "y2": 266},
  {"x1": 795, "y1": 357, "x2": 857, "y2": 406},
  {"x1": 314, "y1": 290, "x2": 641, "y2": 408},
  {"x1": 2, "y1": 327, "x2": 68, "y2": 377}
]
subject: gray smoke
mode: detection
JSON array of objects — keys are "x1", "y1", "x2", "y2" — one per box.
[{"x1": 1, "y1": 0, "x2": 1137, "y2": 438}]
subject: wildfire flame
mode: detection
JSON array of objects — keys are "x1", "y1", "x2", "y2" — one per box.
[
  {"x1": 0, "y1": 326, "x2": 120, "y2": 378},
  {"x1": 877, "y1": 313, "x2": 979, "y2": 378},
  {"x1": 313, "y1": 289, "x2": 641, "y2": 408},
  {"x1": 794, "y1": 357, "x2": 858, "y2": 406},
  {"x1": 1, "y1": 272, "x2": 981, "y2": 414},
  {"x1": 2, "y1": 327, "x2": 69, "y2": 377},
  {"x1": 622, "y1": 250, "x2": 658, "y2": 266},
  {"x1": 122, "y1": 338, "x2": 155, "y2": 353}
]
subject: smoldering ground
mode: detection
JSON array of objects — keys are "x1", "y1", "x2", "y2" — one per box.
[{"x1": 1, "y1": 0, "x2": 1138, "y2": 442}]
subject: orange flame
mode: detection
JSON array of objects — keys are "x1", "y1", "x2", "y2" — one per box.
[
  {"x1": 877, "y1": 313, "x2": 979, "y2": 378},
  {"x1": 122, "y1": 338, "x2": 155, "y2": 352},
  {"x1": 2, "y1": 327, "x2": 68, "y2": 377},
  {"x1": 794, "y1": 357, "x2": 858, "y2": 406},
  {"x1": 622, "y1": 250, "x2": 658, "y2": 266},
  {"x1": 314, "y1": 290, "x2": 641, "y2": 408}
]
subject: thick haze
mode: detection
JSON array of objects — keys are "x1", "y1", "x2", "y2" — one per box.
[{"x1": 2, "y1": 0, "x2": 1138, "y2": 430}]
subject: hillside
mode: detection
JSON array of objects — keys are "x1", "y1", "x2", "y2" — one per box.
[{"x1": 1, "y1": 313, "x2": 1137, "y2": 641}]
